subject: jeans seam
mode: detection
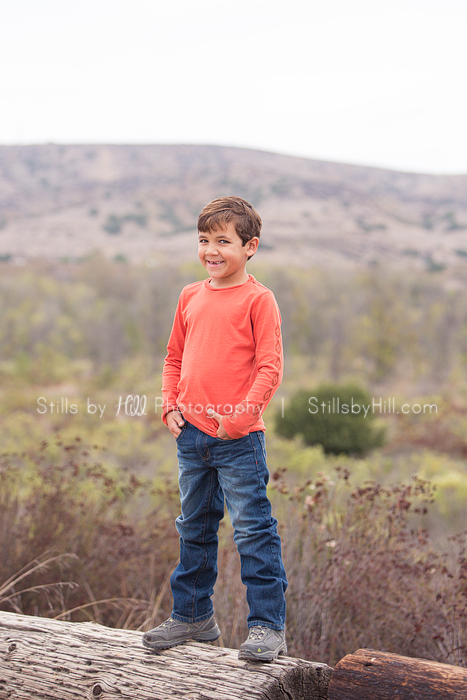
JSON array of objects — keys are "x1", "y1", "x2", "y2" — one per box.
[
  {"x1": 249, "y1": 433, "x2": 269, "y2": 520},
  {"x1": 250, "y1": 433, "x2": 280, "y2": 579},
  {"x1": 189, "y1": 465, "x2": 213, "y2": 620}
]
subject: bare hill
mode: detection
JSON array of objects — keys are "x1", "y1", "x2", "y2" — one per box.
[{"x1": 0, "y1": 144, "x2": 466, "y2": 272}]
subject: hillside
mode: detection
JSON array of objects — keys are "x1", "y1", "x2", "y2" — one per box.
[{"x1": 0, "y1": 144, "x2": 466, "y2": 272}]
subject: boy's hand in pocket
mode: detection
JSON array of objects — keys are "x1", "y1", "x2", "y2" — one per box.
[
  {"x1": 207, "y1": 409, "x2": 233, "y2": 440},
  {"x1": 167, "y1": 410, "x2": 185, "y2": 438}
]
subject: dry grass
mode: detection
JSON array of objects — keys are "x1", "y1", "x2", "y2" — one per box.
[
  {"x1": 1, "y1": 440, "x2": 466, "y2": 667},
  {"x1": 272, "y1": 467, "x2": 467, "y2": 666},
  {"x1": 0, "y1": 438, "x2": 179, "y2": 629}
]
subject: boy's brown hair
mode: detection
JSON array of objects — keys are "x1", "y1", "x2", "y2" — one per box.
[{"x1": 198, "y1": 196, "x2": 262, "y2": 259}]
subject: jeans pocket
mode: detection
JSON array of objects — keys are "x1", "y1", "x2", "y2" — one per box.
[
  {"x1": 256, "y1": 431, "x2": 267, "y2": 459},
  {"x1": 175, "y1": 421, "x2": 188, "y2": 442}
]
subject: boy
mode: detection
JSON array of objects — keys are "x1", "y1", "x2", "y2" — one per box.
[{"x1": 142, "y1": 196, "x2": 288, "y2": 661}]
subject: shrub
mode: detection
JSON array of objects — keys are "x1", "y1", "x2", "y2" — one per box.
[
  {"x1": 2, "y1": 438, "x2": 467, "y2": 667},
  {"x1": 103, "y1": 212, "x2": 147, "y2": 235},
  {"x1": 275, "y1": 383, "x2": 386, "y2": 455},
  {"x1": 0, "y1": 438, "x2": 180, "y2": 629},
  {"x1": 271, "y1": 468, "x2": 467, "y2": 667},
  {"x1": 103, "y1": 214, "x2": 122, "y2": 234}
]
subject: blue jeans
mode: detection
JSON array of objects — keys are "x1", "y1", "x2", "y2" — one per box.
[{"x1": 170, "y1": 420, "x2": 287, "y2": 630}]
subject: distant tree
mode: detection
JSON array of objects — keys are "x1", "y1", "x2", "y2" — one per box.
[
  {"x1": 123, "y1": 213, "x2": 147, "y2": 227},
  {"x1": 275, "y1": 383, "x2": 386, "y2": 456},
  {"x1": 103, "y1": 214, "x2": 122, "y2": 234}
]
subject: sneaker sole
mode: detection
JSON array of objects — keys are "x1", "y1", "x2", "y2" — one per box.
[
  {"x1": 238, "y1": 645, "x2": 287, "y2": 662},
  {"x1": 142, "y1": 627, "x2": 221, "y2": 651}
]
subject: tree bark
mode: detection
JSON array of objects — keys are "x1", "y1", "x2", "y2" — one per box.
[
  {"x1": 0, "y1": 611, "x2": 332, "y2": 700},
  {"x1": 327, "y1": 648, "x2": 467, "y2": 700}
]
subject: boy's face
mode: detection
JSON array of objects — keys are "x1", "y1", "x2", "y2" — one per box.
[{"x1": 198, "y1": 222, "x2": 259, "y2": 288}]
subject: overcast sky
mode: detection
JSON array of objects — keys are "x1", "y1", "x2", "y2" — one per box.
[{"x1": 1, "y1": 0, "x2": 466, "y2": 174}]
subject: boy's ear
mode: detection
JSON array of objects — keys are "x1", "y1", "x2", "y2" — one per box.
[{"x1": 246, "y1": 237, "x2": 260, "y2": 257}]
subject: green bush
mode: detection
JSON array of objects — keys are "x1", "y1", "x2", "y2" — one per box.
[
  {"x1": 103, "y1": 214, "x2": 122, "y2": 234},
  {"x1": 275, "y1": 383, "x2": 386, "y2": 455}
]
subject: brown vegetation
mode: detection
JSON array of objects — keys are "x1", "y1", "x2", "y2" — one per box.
[{"x1": 1, "y1": 440, "x2": 466, "y2": 668}]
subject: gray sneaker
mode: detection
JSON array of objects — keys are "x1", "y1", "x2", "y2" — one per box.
[
  {"x1": 238, "y1": 626, "x2": 287, "y2": 661},
  {"x1": 142, "y1": 615, "x2": 221, "y2": 650}
]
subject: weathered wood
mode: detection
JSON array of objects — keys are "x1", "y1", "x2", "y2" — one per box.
[
  {"x1": 327, "y1": 648, "x2": 467, "y2": 700},
  {"x1": 0, "y1": 611, "x2": 332, "y2": 700}
]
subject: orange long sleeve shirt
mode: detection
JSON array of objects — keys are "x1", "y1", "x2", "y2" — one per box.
[{"x1": 161, "y1": 275, "x2": 283, "y2": 439}]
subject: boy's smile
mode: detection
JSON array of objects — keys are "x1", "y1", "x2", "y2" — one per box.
[{"x1": 198, "y1": 222, "x2": 259, "y2": 288}]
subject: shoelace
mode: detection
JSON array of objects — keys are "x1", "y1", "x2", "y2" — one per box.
[{"x1": 248, "y1": 626, "x2": 269, "y2": 641}]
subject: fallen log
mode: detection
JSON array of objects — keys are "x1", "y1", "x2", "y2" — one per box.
[
  {"x1": 327, "y1": 648, "x2": 467, "y2": 699},
  {"x1": 0, "y1": 611, "x2": 332, "y2": 700}
]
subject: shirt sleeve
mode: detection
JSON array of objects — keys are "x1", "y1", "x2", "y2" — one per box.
[
  {"x1": 222, "y1": 290, "x2": 283, "y2": 439},
  {"x1": 161, "y1": 293, "x2": 186, "y2": 424}
]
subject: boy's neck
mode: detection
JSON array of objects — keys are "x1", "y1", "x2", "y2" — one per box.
[{"x1": 208, "y1": 270, "x2": 250, "y2": 288}]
